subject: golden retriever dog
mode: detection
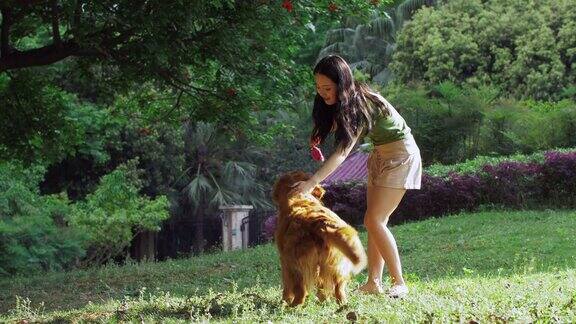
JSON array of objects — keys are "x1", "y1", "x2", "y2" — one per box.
[{"x1": 272, "y1": 171, "x2": 367, "y2": 306}]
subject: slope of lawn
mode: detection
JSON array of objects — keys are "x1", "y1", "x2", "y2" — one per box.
[{"x1": 1, "y1": 210, "x2": 575, "y2": 322}]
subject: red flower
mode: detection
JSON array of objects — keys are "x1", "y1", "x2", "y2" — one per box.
[
  {"x1": 328, "y1": 2, "x2": 338, "y2": 12},
  {"x1": 226, "y1": 88, "x2": 238, "y2": 97},
  {"x1": 282, "y1": 0, "x2": 293, "y2": 12}
]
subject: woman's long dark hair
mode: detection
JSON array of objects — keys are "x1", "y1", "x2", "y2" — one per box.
[{"x1": 312, "y1": 55, "x2": 390, "y2": 152}]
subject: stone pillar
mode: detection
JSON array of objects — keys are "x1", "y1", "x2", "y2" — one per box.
[{"x1": 220, "y1": 205, "x2": 253, "y2": 251}]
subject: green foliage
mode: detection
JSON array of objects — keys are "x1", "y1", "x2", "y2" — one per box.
[
  {"x1": 383, "y1": 82, "x2": 576, "y2": 164},
  {"x1": 250, "y1": 99, "x2": 324, "y2": 187},
  {"x1": 107, "y1": 92, "x2": 186, "y2": 197},
  {"x1": 0, "y1": 157, "x2": 171, "y2": 275},
  {"x1": 319, "y1": 0, "x2": 440, "y2": 85},
  {"x1": 181, "y1": 121, "x2": 271, "y2": 211},
  {"x1": 1, "y1": 210, "x2": 575, "y2": 322},
  {"x1": 171, "y1": 120, "x2": 278, "y2": 254},
  {"x1": 0, "y1": 70, "x2": 123, "y2": 165},
  {"x1": 1, "y1": 0, "x2": 383, "y2": 132},
  {"x1": 478, "y1": 97, "x2": 576, "y2": 155},
  {"x1": 384, "y1": 82, "x2": 484, "y2": 164},
  {"x1": 505, "y1": 99, "x2": 576, "y2": 152},
  {"x1": 0, "y1": 161, "x2": 85, "y2": 276},
  {"x1": 0, "y1": 71, "x2": 77, "y2": 164},
  {"x1": 391, "y1": 0, "x2": 576, "y2": 100},
  {"x1": 69, "y1": 159, "x2": 169, "y2": 266}
]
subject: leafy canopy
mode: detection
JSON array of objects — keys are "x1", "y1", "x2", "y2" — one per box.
[{"x1": 0, "y1": 1, "x2": 387, "y2": 127}]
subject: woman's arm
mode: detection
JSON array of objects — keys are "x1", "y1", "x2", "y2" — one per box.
[
  {"x1": 310, "y1": 136, "x2": 358, "y2": 184},
  {"x1": 290, "y1": 130, "x2": 362, "y2": 195}
]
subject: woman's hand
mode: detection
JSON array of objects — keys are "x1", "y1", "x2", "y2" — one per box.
[{"x1": 289, "y1": 179, "x2": 317, "y2": 196}]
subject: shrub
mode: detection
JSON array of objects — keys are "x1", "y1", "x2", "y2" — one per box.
[
  {"x1": 322, "y1": 181, "x2": 367, "y2": 225},
  {"x1": 325, "y1": 149, "x2": 575, "y2": 227},
  {"x1": 479, "y1": 162, "x2": 543, "y2": 208},
  {"x1": 0, "y1": 161, "x2": 85, "y2": 276},
  {"x1": 69, "y1": 159, "x2": 170, "y2": 266},
  {"x1": 384, "y1": 82, "x2": 576, "y2": 165},
  {"x1": 540, "y1": 151, "x2": 576, "y2": 207},
  {"x1": 0, "y1": 158, "x2": 171, "y2": 276}
]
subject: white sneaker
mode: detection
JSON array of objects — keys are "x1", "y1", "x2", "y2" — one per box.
[{"x1": 387, "y1": 284, "x2": 408, "y2": 298}]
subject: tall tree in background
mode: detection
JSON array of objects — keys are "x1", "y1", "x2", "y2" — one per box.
[
  {"x1": 319, "y1": 0, "x2": 438, "y2": 84},
  {"x1": 181, "y1": 121, "x2": 269, "y2": 253},
  {"x1": 391, "y1": 0, "x2": 576, "y2": 100},
  {"x1": 0, "y1": 0, "x2": 392, "y2": 260},
  {"x1": 0, "y1": 0, "x2": 382, "y2": 127}
]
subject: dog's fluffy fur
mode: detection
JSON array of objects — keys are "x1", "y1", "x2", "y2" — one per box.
[{"x1": 272, "y1": 171, "x2": 367, "y2": 306}]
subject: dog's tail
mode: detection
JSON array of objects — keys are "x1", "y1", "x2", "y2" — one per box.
[{"x1": 320, "y1": 222, "x2": 367, "y2": 274}]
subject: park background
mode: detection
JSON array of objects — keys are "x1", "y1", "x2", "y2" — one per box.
[{"x1": 0, "y1": 0, "x2": 575, "y2": 322}]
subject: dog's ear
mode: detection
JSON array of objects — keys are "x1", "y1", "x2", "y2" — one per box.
[
  {"x1": 311, "y1": 185, "x2": 325, "y2": 200},
  {"x1": 272, "y1": 178, "x2": 284, "y2": 205},
  {"x1": 272, "y1": 174, "x2": 293, "y2": 204}
]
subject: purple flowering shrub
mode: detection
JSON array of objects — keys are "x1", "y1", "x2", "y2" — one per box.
[
  {"x1": 321, "y1": 173, "x2": 485, "y2": 226},
  {"x1": 479, "y1": 162, "x2": 543, "y2": 208},
  {"x1": 322, "y1": 181, "x2": 367, "y2": 225},
  {"x1": 263, "y1": 213, "x2": 278, "y2": 240},
  {"x1": 392, "y1": 172, "x2": 484, "y2": 224},
  {"x1": 323, "y1": 150, "x2": 576, "y2": 226},
  {"x1": 263, "y1": 150, "x2": 575, "y2": 238},
  {"x1": 540, "y1": 151, "x2": 576, "y2": 206}
]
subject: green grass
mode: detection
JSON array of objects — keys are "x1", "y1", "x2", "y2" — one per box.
[{"x1": 1, "y1": 210, "x2": 576, "y2": 322}]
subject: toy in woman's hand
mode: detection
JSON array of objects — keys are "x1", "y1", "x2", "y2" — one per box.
[
  {"x1": 311, "y1": 145, "x2": 325, "y2": 162},
  {"x1": 310, "y1": 137, "x2": 325, "y2": 162}
]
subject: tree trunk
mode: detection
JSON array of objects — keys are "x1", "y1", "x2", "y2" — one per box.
[
  {"x1": 192, "y1": 206, "x2": 205, "y2": 254},
  {"x1": 133, "y1": 230, "x2": 156, "y2": 261},
  {"x1": 183, "y1": 120, "x2": 205, "y2": 255}
]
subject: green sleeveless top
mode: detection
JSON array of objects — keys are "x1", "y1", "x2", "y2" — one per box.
[{"x1": 366, "y1": 101, "x2": 411, "y2": 146}]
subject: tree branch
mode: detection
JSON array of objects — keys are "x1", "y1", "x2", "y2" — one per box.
[
  {"x1": 72, "y1": 0, "x2": 82, "y2": 34},
  {"x1": 0, "y1": 41, "x2": 101, "y2": 72},
  {"x1": 152, "y1": 90, "x2": 184, "y2": 124},
  {"x1": 1, "y1": 8, "x2": 12, "y2": 59},
  {"x1": 51, "y1": 0, "x2": 61, "y2": 46}
]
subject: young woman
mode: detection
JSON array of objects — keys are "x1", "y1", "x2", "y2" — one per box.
[{"x1": 290, "y1": 55, "x2": 422, "y2": 298}]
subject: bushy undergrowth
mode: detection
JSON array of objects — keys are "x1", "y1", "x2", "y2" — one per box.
[
  {"x1": 321, "y1": 150, "x2": 576, "y2": 226},
  {"x1": 0, "y1": 159, "x2": 169, "y2": 276}
]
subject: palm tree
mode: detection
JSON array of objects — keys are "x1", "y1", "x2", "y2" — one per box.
[
  {"x1": 180, "y1": 121, "x2": 270, "y2": 254},
  {"x1": 318, "y1": 0, "x2": 440, "y2": 85}
]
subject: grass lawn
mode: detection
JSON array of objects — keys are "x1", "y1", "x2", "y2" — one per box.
[{"x1": 1, "y1": 210, "x2": 575, "y2": 322}]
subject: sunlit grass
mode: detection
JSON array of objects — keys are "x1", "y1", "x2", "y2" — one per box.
[{"x1": 2, "y1": 210, "x2": 575, "y2": 322}]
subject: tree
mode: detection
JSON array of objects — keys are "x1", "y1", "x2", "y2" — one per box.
[
  {"x1": 0, "y1": 1, "x2": 381, "y2": 127},
  {"x1": 391, "y1": 0, "x2": 576, "y2": 100},
  {"x1": 318, "y1": 0, "x2": 438, "y2": 85},
  {"x1": 69, "y1": 159, "x2": 170, "y2": 266},
  {"x1": 179, "y1": 121, "x2": 270, "y2": 254}
]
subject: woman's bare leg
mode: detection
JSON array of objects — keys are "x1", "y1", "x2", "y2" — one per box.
[
  {"x1": 358, "y1": 233, "x2": 385, "y2": 293},
  {"x1": 359, "y1": 186, "x2": 406, "y2": 292}
]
